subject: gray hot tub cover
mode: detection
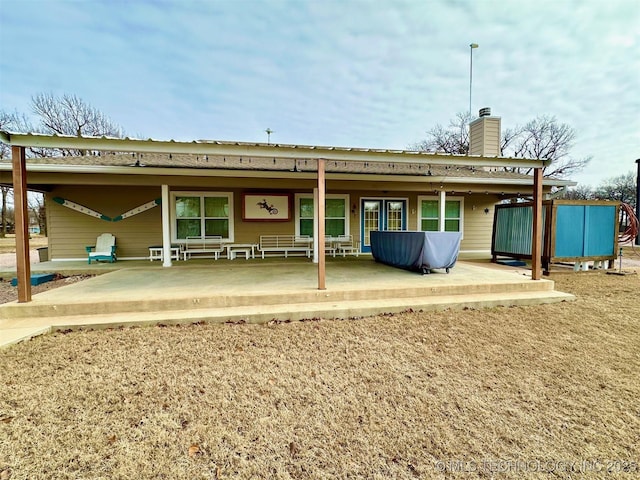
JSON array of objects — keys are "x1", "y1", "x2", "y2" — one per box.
[{"x1": 370, "y1": 231, "x2": 462, "y2": 273}]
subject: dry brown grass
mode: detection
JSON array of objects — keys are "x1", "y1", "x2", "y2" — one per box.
[
  {"x1": 1, "y1": 272, "x2": 639, "y2": 479},
  {"x1": 0, "y1": 235, "x2": 47, "y2": 255}
]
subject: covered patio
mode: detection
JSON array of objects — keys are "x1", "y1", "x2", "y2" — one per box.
[
  {"x1": 1, "y1": 130, "x2": 550, "y2": 305},
  {"x1": 0, "y1": 256, "x2": 574, "y2": 347}
]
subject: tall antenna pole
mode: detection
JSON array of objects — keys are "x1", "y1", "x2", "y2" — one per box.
[
  {"x1": 265, "y1": 128, "x2": 274, "y2": 144},
  {"x1": 469, "y1": 43, "x2": 479, "y2": 119}
]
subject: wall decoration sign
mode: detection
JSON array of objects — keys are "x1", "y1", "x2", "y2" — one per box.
[
  {"x1": 53, "y1": 197, "x2": 161, "y2": 222},
  {"x1": 242, "y1": 193, "x2": 291, "y2": 221},
  {"x1": 53, "y1": 197, "x2": 112, "y2": 221},
  {"x1": 112, "y1": 199, "x2": 161, "y2": 221}
]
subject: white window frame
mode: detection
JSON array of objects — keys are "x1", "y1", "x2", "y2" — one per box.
[
  {"x1": 294, "y1": 193, "x2": 350, "y2": 238},
  {"x1": 417, "y1": 195, "x2": 464, "y2": 237},
  {"x1": 170, "y1": 191, "x2": 234, "y2": 243}
]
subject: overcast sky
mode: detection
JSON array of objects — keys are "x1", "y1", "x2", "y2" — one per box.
[{"x1": 1, "y1": 0, "x2": 638, "y2": 187}]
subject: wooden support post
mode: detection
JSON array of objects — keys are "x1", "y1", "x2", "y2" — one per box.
[
  {"x1": 317, "y1": 158, "x2": 326, "y2": 290},
  {"x1": 531, "y1": 167, "x2": 543, "y2": 280},
  {"x1": 12, "y1": 146, "x2": 31, "y2": 302},
  {"x1": 312, "y1": 188, "x2": 319, "y2": 263},
  {"x1": 161, "y1": 184, "x2": 172, "y2": 267}
]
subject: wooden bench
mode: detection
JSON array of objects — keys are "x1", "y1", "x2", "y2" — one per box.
[
  {"x1": 324, "y1": 237, "x2": 337, "y2": 257},
  {"x1": 182, "y1": 236, "x2": 224, "y2": 260},
  {"x1": 258, "y1": 235, "x2": 312, "y2": 258},
  {"x1": 149, "y1": 245, "x2": 181, "y2": 261},
  {"x1": 333, "y1": 235, "x2": 360, "y2": 257}
]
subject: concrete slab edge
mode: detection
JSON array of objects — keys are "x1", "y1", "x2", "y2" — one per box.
[
  {"x1": 0, "y1": 325, "x2": 52, "y2": 348},
  {"x1": 1, "y1": 290, "x2": 575, "y2": 347}
]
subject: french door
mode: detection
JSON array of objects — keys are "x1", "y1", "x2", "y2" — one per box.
[{"x1": 360, "y1": 198, "x2": 407, "y2": 253}]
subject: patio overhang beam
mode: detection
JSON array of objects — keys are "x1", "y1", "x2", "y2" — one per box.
[
  {"x1": 0, "y1": 164, "x2": 575, "y2": 188},
  {"x1": 0, "y1": 131, "x2": 550, "y2": 169}
]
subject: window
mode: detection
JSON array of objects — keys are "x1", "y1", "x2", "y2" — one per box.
[
  {"x1": 418, "y1": 196, "x2": 464, "y2": 234},
  {"x1": 295, "y1": 194, "x2": 349, "y2": 237},
  {"x1": 420, "y1": 199, "x2": 439, "y2": 231},
  {"x1": 172, "y1": 192, "x2": 233, "y2": 241},
  {"x1": 444, "y1": 200, "x2": 461, "y2": 232},
  {"x1": 299, "y1": 197, "x2": 314, "y2": 237}
]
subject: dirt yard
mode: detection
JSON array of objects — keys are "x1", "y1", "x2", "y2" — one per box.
[{"x1": 0, "y1": 269, "x2": 638, "y2": 479}]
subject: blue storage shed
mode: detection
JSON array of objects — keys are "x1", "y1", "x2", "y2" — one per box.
[{"x1": 492, "y1": 200, "x2": 620, "y2": 272}]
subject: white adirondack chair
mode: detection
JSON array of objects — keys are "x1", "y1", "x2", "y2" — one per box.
[{"x1": 86, "y1": 233, "x2": 117, "y2": 264}]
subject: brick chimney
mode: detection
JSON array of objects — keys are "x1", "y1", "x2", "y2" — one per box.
[{"x1": 469, "y1": 107, "x2": 501, "y2": 157}]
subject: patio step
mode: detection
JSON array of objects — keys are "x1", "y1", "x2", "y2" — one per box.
[
  {"x1": 0, "y1": 276, "x2": 555, "y2": 320},
  {"x1": 1, "y1": 290, "x2": 575, "y2": 345}
]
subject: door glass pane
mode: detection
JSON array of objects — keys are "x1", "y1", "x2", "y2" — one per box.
[
  {"x1": 386, "y1": 201, "x2": 403, "y2": 231},
  {"x1": 363, "y1": 201, "x2": 380, "y2": 246},
  {"x1": 176, "y1": 197, "x2": 200, "y2": 217},
  {"x1": 205, "y1": 197, "x2": 228, "y2": 217},
  {"x1": 177, "y1": 219, "x2": 201, "y2": 239}
]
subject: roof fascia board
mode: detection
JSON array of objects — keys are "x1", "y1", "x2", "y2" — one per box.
[
  {"x1": 0, "y1": 130, "x2": 551, "y2": 169},
  {"x1": 0, "y1": 163, "x2": 575, "y2": 187}
]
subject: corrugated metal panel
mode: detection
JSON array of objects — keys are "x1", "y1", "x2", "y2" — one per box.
[
  {"x1": 494, "y1": 201, "x2": 618, "y2": 264},
  {"x1": 585, "y1": 206, "x2": 617, "y2": 256},
  {"x1": 554, "y1": 204, "x2": 616, "y2": 257},
  {"x1": 554, "y1": 206, "x2": 585, "y2": 257},
  {"x1": 494, "y1": 205, "x2": 533, "y2": 255}
]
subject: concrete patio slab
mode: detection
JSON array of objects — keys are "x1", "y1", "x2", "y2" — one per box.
[{"x1": 0, "y1": 258, "x2": 574, "y2": 348}]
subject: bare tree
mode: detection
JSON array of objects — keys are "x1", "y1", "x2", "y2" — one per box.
[
  {"x1": 28, "y1": 193, "x2": 46, "y2": 236},
  {"x1": 0, "y1": 110, "x2": 25, "y2": 237},
  {"x1": 413, "y1": 112, "x2": 591, "y2": 179},
  {"x1": 31, "y1": 92, "x2": 124, "y2": 156},
  {"x1": 0, "y1": 186, "x2": 13, "y2": 237},
  {"x1": 1, "y1": 94, "x2": 126, "y2": 238},
  {"x1": 594, "y1": 171, "x2": 636, "y2": 210},
  {"x1": 506, "y1": 115, "x2": 591, "y2": 178},
  {"x1": 560, "y1": 184, "x2": 595, "y2": 200},
  {"x1": 411, "y1": 112, "x2": 472, "y2": 155}
]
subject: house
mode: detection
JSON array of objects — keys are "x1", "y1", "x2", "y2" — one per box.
[{"x1": 1, "y1": 111, "x2": 573, "y2": 301}]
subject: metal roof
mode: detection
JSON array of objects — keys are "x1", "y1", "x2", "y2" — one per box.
[{"x1": 0, "y1": 130, "x2": 551, "y2": 169}]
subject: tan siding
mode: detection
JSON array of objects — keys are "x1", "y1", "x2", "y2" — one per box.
[
  {"x1": 461, "y1": 195, "x2": 499, "y2": 251},
  {"x1": 47, "y1": 186, "x2": 163, "y2": 259},
  {"x1": 469, "y1": 121, "x2": 485, "y2": 156},
  {"x1": 469, "y1": 117, "x2": 501, "y2": 157},
  {"x1": 46, "y1": 183, "x2": 501, "y2": 259}
]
